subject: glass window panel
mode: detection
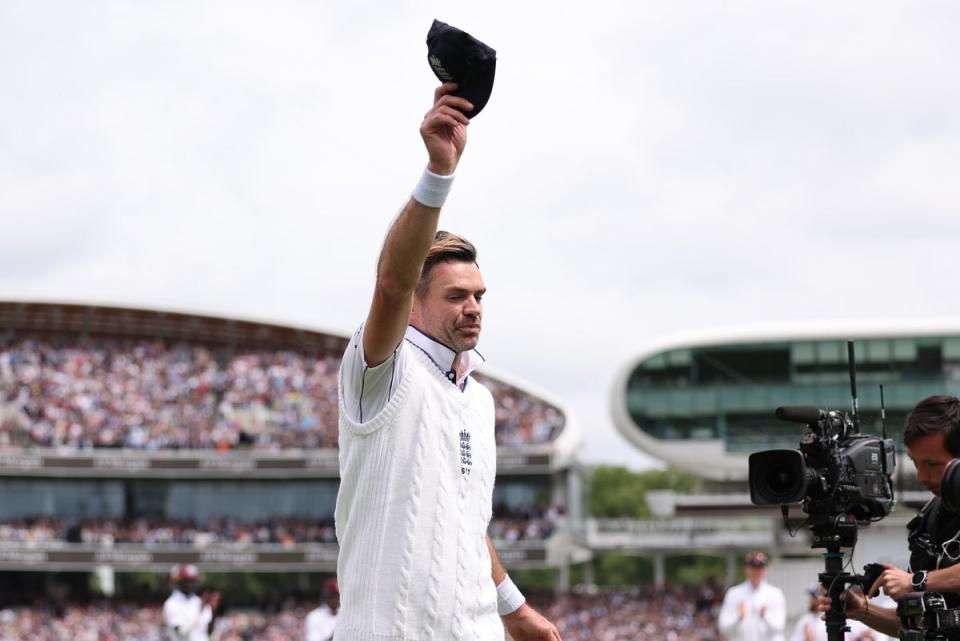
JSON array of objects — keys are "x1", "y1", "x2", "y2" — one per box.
[
  {"x1": 817, "y1": 341, "x2": 844, "y2": 363},
  {"x1": 493, "y1": 481, "x2": 551, "y2": 509},
  {"x1": 893, "y1": 339, "x2": 917, "y2": 361},
  {"x1": 792, "y1": 342, "x2": 816, "y2": 365},
  {"x1": 866, "y1": 340, "x2": 891, "y2": 363},
  {"x1": 693, "y1": 389, "x2": 717, "y2": 413},
  {"x1": 944, "y1": 338, "x2": 960, "y2": 360},
  {"x1": 667, "y1": 349, "x2": 691, "y2": 367},
  {"x1": 134, "y1": 480, "x2": 338, "y2": 521},
  {"x1": 644, "y1": 355, "x2": 666, "y2": 370},
  {"x1": 0, "y1": 479, "x2": 124, "y2": 520}
]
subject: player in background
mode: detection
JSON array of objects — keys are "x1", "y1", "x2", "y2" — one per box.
[
  {"x1": 163, "y1": 564, "x2": 221, "y2": 641},
  {"x1": 305, "y1": 578, "x2": 339, "y2": 641}
]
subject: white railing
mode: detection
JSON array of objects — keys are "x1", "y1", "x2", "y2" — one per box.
[{"x1": 587, "y1": 516, "x2": 775, "y2": 551}]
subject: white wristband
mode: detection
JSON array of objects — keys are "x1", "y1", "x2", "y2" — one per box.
[
  {"x1": 411, "y1": 166, "x2": 455, "y2": 208},
  {"x1": 496, "y1": 576, "x2": 526, "y2": 616}
]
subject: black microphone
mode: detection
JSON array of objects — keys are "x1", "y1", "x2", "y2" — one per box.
[{"x1": 775, "y1": 406, "x2": 824, "y2": 424}]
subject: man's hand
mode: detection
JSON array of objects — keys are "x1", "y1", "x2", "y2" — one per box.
[
  {"x1": 872, "y1": 566, "x2": 912, "y2": 599},
  {"x1": 502, "y1": 603, "x2": 562, "y2": 641},
  {"x1": 421, "y1": 83, "x2": 472, "y2": 176},
  {"x1": 738, "y1": 602, "x2": 748, "y2": 619},
  {"x1": 817, "y1": 589, "x2": 867, "y2": 621},
  {"x1": 202, "y1": 590, "x2": 222, "y2": 611}
]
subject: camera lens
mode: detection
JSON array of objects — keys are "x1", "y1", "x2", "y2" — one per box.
[
  {"x1": 766, "y1": 469, "x2": 796, "y2": 495},
  {"x1": 749, "y1": 450, "x2": 807, "y2": 505}
]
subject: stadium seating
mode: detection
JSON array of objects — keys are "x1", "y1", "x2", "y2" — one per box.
[
  {"x1": 0, "y1": 339, "x2": 564, "y2": 450},
  {"x1": 0, "y1": 586, "x2": 723, "y2": 641}
]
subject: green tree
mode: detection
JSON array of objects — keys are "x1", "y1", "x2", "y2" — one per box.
[{"x1": 589, "y1": 466, "x2": 699, "y2": 518}]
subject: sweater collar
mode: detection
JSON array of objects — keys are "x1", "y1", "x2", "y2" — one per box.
[{"x1": 404, "y1": 325, "x2": 485, "y2": 386}]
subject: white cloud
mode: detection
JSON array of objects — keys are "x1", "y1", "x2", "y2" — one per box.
[{"x1": 2, "y1": 0, "x2": 959, "y2": 468}]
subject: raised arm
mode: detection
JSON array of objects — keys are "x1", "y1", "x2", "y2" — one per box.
[{"x1": 363, "y1": 83, "x2": 472, "y2": 366}]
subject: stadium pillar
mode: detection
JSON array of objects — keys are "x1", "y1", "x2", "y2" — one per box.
[
  {"x1": 654, "y1": 553, "x2": 666, "y2": 587},
  {"x1": 95, "y1": 565, "x2": 116, "y2": 596},
  {"x1": 726, "y1": 552, "x2": 737, "y2": 585},
  {"x1": 558, "y1": 563, "x2": 570, "y2": 593},
  {"x1": 583, "y1": 560, "x2": 594, "y2": 586}
]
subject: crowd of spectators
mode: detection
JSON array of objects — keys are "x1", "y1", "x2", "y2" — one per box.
[
  {"x1": 0, "y1": 338, "x2": 564, "y2": 451},
  {"x1": 0, "y1": 604, "x2": 166, "y2": 641},
  {"x1": 0, "y1": 516, "x2": 337, "y2": 547},
  {"x1": 0, "y1": 604, "x2": 308, "y2": 641},
  {"x1": 0, "y1": 586, "x2": 722, "y2": 641},
  {"x1": 0, "y1": 508, "x2": 560, "y2": 547},
  {"x1": 534, "y1": 584, "x2": 722, "y2": 641},
  {"x1": 488, "y1": 503, "x2": 561, "y2": 541},
  {"x1": 475, "y1": 374, "x2": 565, "y2": 446}
]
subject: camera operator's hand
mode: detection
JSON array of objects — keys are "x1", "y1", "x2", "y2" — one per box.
[
  {"x1": 817, "y1": 588, "x2": 868, "y2": 622},
  {"x1": 872, "y1": 566, "x2": 912, "y2": 599}
]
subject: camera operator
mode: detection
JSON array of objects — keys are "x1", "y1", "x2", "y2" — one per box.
[{"x1": 820, "y1": 396, "x2": 960, "y2": 637}]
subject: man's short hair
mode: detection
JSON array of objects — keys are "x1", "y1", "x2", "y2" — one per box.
[
  {"x1": 415, "y1": 231, "x2": 478, "y2": 298},
  {"x1": 904, "y1": 395, "x2": 960, "y2": 456}
]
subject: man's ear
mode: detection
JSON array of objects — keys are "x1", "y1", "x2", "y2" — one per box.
[{"x1": 409, "y1": 295, "x2": 422, "y2": 324}]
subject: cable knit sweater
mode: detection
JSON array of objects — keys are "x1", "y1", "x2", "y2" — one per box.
[{"x1": 335, "y1": 342, "x2": 502, "y2": 641}]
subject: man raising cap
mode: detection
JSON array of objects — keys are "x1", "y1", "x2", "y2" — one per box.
[
  {"x1": 718, "y1": 551, "x2": 787, "y2": 641},
  {"x1": 333, "y1": 81, "x2": 561, "y2": 641}
]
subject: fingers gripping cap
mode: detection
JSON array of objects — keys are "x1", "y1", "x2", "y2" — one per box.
[{"x1": 426, "y1": 19, "x2": 497, "y2": 118}]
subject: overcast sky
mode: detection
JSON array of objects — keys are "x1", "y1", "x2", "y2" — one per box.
[{"x1": 2, "y1": 1, "x2": 959, "y2": 469}]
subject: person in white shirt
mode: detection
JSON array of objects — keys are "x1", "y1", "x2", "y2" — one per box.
[
  {"x1": 162, "y1": 564, "x2": 221, "y2": 641},
  {"x1": 791, "y1": 585, "x2": 884, "y2": 641},
  {"x1": 305, "y1": 578, "x2": 339, "y2": 641},
  {"x1": 791, "y1": 586, "x2": 829, "y2": 641},
  {"x1": 333, "y1": 81, "x2": 560, "y2": 641},
  {"x1": 719, "y1": 551, "x2": 786, "y2": 641}
]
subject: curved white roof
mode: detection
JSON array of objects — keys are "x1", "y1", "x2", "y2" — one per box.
[{"x1": 610, "y1": 320, "x2": 960, "y2": 480}]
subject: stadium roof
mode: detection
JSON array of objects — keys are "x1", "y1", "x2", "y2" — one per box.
[
  {"x1": 0, "y1": 299, "x2": 348, "y2": 352},
  {"x1": 610, "y1": 319, "x2": 960, "y2": 480}
]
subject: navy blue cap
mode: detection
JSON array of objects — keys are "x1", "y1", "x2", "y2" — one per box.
[{"x1": 426, "y1": 20, "x2": 497, "y2": 118}]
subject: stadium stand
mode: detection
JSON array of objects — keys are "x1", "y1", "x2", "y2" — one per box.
[
  {"x1": 0, "y1": 338, "x2": 563, "y2": 449},
  {"x1": 0, "y1": 585, "x2": 723, "y2": 641},
  {"x1": 0, "y1": 301, "x2": 587, "y2": 638},
  {"x1": 0, "y1": 508, "x2": 559, "y2": 546}
]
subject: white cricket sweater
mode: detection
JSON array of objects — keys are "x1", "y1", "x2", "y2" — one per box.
[{"x1": 335, "y1": 342, "x2": 502, "y2": 641}]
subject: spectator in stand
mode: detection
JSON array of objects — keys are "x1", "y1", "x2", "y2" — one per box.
[
  {"x1": 718, "y1": 552, "x2": 786, "y2": 641},
  {"x1": 790, "y1": 586, "x2": 828, "y2": 641}
]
